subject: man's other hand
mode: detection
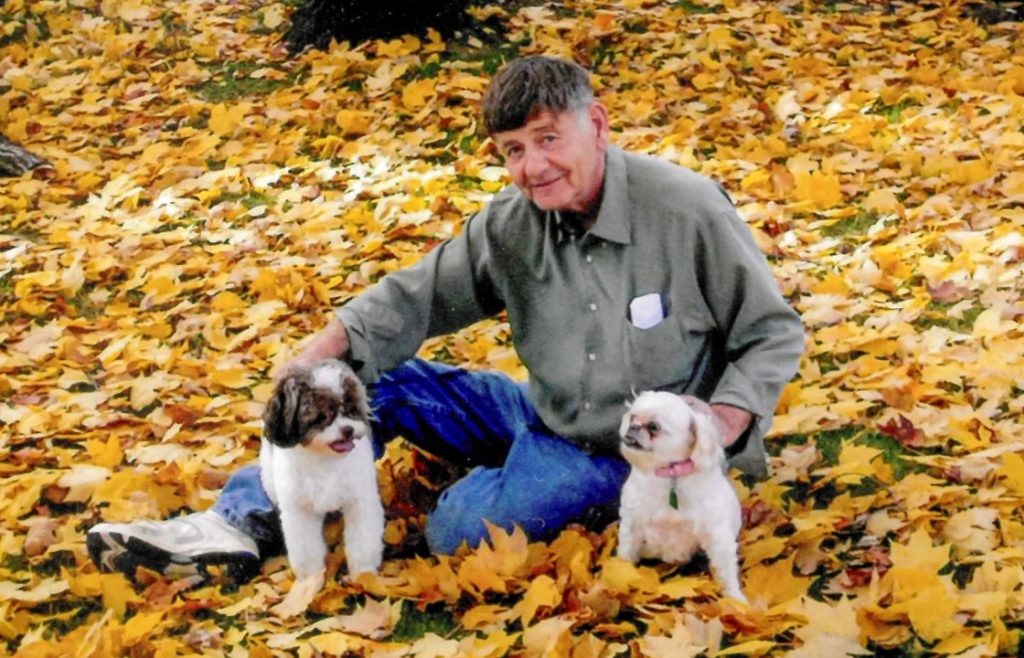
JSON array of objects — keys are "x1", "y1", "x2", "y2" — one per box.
[{"x1": 679, "y1": 395, "x2": 752, "y2": 449}]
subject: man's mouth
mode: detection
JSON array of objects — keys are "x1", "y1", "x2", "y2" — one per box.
[{"x1": 530, "y1": 176, "x2": 562, "y2": 191}]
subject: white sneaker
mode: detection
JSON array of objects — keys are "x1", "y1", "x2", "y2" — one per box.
[{"x1": 86, "y1": 510, "x2": 260, "y2": 582}]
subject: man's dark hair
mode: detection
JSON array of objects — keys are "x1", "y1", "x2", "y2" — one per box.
[{"x1": 482, "y1": 56, "x2": 595, "y2": 135}]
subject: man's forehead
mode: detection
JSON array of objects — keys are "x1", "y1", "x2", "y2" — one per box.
[{"x1": 493, "y1": 109, "x2": 570, "y2": 142}]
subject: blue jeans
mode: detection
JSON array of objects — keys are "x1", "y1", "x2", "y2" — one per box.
[{"x1": 213, "y1": 359, "x2": 629, "y2": 555}]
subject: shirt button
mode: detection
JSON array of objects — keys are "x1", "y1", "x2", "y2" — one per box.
[
  {"x1": 588, "y1": 303, "x2": 597, "y2": 311},
  {"x1": 583, "y1": 401, "x2": 593, "y2": 410},
  {"x1": 587, "y1": 353, "x2": 596, "y2": 361},
  {"x1": 585, "y1": 254, "x2": 593, "y2": 263}
]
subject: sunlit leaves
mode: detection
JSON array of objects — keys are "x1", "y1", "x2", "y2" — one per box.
[{"x1": 2, "y1": 0, "x2": 1024, "y2": 656}]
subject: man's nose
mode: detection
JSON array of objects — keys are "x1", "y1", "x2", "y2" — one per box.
[{"x1": 522, "y1": 147, "x2": 547, "y2": 179}]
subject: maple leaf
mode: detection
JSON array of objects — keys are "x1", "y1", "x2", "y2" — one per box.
[
  {"x1": 907, "y1": 585, "x2": 963, "y2": 643},
  {"x1": 0, "y1": 578, "x2": 69, "y2": 603},
  {"x1": 744, "y1": 556, "x2": 813, "y2": 607},
  {"x1": 323, "y1": 598, "x2": 399, "y2": 639},
  {"x1": 22, "y1": 517, "x2": 60, "y2": 557},
  {"x1": 877, "y1": 415, "x2": 926, "y2": 448},
  {"x1": 406, "y1": 633, "x2": 460, "y2": 658},
  {"x1": 943, "y1": 507, "x2": 999, "y2": 556},
  {"x1": 790, "y1": 597, "x2": 870, "y2": 657},
  {"x1": 889, "y1": 528, "x2": 951, "y2": 575},
  {"x1": 521, "y1": 616, "x2": 574, "y2": 658},
  {"x1": 636, "y1": 619, "x2": 707, "y2": 658},
  {"x1": 512, "y1": 574, "x2": 562, "y2": 627}
]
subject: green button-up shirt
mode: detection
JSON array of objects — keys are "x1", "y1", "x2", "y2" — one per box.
[{"x1": 338, "y1": 146, "x2": 804, "y2": 475}]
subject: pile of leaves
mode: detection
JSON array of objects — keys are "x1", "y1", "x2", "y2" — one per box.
[{"x1": 2, "y1": 0, "x2": 1023, "y2": 656}]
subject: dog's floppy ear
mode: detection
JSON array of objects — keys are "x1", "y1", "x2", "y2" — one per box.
[
  {"x1": 263, "y1": 375, "x2": 311, "y2": 447},
  {"x1": 689, "y1": 411, "x2": 724, "y2": 471}
]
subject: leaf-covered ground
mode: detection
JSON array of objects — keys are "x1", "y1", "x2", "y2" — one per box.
[{"x1": 2, "y1": 0, "x2": 1024, "y2": 656}]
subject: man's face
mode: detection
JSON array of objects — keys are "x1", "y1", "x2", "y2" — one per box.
[{"x1": 492, "y1": 103, "x2": 610, "y2": 214}]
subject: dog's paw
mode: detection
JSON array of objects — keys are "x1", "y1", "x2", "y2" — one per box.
[
  {"x1": 341, "y1": 567, "x2": 378, "y2": 586},
  {"x1": 271, "y1": 572, "x2": 324, "y2": 618},
  {"x1": 346, "y1": 562, "x2": 380, "y2": 577}
]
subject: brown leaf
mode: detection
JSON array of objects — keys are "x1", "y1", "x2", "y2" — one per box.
[
  {"x1": 878, "y1": 415, "x2": 926, "y2": 448},
  {"x1": 926, "y1": 281, "x2": 971, "y2": 304},
  {"x1": 24, "y1": 517, "x2": 60, "y2": 557}
]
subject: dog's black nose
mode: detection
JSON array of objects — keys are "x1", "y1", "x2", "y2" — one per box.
[
  {"x1": 623, "y1": 425, "x2": 645, "y2": 448},
  {"x1": 341, "y1": 426, "x2": 354, "y2": 439}
]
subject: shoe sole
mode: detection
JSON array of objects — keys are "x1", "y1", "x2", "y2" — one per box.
[{"x1": 86, "y1": 531, "x2": 261, "y2": 583}]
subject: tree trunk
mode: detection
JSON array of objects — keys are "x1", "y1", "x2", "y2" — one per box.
[
  {"x1": 965, "y1": 0, "x2": 1021, "y2": 23},
  {"x1": 285, "y1": 0, "x2": 477, "y2": 55},
  {"x1": 0, "y1": 135, "x2": 48, "y2": 177}
]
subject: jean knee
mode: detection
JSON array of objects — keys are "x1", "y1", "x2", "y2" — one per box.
[{"x1": 424, "y1": 469, "x2": 497, "y2": 555}]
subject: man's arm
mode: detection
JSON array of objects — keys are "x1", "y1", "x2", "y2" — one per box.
[
  {"x1": 694, "y1": 200, "x2": 805, "y2": 449},
  {"x1": 288, "y1": 210, "x2": 503, "y2": 384}
]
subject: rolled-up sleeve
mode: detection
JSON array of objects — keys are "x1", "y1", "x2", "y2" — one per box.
[{"x1": 337, "y1": 210, "x2": 504, "y2": 381}]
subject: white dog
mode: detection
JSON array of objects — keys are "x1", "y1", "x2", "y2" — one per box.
[
  {"x1": 617, "y1": 391, "x2": 746, "y2": 602},
  {"x1": 260, "y1": 359, "x2": 385, "y2": 617}
]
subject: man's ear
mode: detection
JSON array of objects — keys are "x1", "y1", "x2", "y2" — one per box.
[
  {"x1": 690, "y1": 411, "x2": 724, "y2": 471},
  {"x1": 587, "y1": 101, "x2": 610, "y2": 150}
]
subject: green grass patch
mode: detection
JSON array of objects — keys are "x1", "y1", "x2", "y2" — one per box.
[
  {"x1": 34, "y1": 597, "x2": 106, "y2": 638},
  {"x1": 775, "y1": 426, "x2": 927, "y2": 480},
  {"x1": 866, "y1": 97, "x2": 921, "y2": 124},
  {"x1": 67, "y1": 289, "x2": 105, "y2": 320},
  {"x1": 192, "y1": 61, "x2": 304, "y2": 102},
  {"x1": 0, "y1": 12, "x2": 51, "y2": 47},
  {"x1": 0, "y1": 271, "x2": 13, "y2": 304},
  {"x1": 388, "y1": 601, "x2": 460, "y2": 642},
  {"x1": 412, "y1": 60, "x2": 444, "y2": 80},
  {"x1": 590, "y1": 41, "x2": 617, "y2": 69},
  {"x1": 912, "y1": 301, "x2": 982, "y2": 333},
  {"x1": 673, "y1": 0, "x2": 719, "y2": 13},
  {"x1": 212, "y1": 191, "x2": 276, "y2": 209},
  {"x1": 450, "y1": 36, "x2": 528, "y2": 77},
  {"x1": 821, "y1": 209, "x2": 884, "y2": 238}
]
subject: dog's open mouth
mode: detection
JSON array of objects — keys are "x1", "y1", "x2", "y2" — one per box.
[
  {"x1": 655, "y1": 458, "x2": 695, "y2": 478},
  {"x1": 329, "y1": 439, "x2": 355, "y2": 454}
]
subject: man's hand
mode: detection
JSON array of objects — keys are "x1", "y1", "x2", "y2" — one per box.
[
  {"x1": 679, "y1": 395, "x2": 752, "y2": 448},
  {"x1": 709, "y1": 403, "x2": 752, "y2": 448},
  {"x1": 273, "y1": 316, "x2": 350, "y2": 383}
]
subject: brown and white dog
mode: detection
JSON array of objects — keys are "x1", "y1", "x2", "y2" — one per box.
[
  {"x1": 617, "y1": 391, "x2": 746, "y2": 602},
  {"x1": 260, "y1": 359, "x2": 384, "y2": 617}
]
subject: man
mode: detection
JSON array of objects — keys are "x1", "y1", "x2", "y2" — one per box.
[{"x1": 87, "y1": 57, "x2": 804, "y2": 580}]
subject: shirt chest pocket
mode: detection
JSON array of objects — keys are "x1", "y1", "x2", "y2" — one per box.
[{"x1": 624, "y1": 307, "x2": 712, "y2": 392}]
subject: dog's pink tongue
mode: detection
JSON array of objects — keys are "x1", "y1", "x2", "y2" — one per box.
[
  {"x1": 655, "y1": 459, "x2": 695, "y2": 478},
  {"x1": 329, "y1": 439, "x2": 354, "y2": 454}
]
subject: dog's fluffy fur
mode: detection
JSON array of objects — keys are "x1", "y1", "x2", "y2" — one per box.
[
  {"x1": 617, "y1": 391, "x2": 746, "y2": 602},
  {"x1": 260, "y1": 360, "x2": 384, "y2": 617}
]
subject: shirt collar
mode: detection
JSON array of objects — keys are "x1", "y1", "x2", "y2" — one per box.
[{"x1": 554, "y1": 146, "x2": 632, "y2": 245}]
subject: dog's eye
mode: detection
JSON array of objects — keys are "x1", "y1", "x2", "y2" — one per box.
[
  {"x1": 646, "y1": 421, "x2": 660, "y2": 434},
  {"x1": 303, "y1": 392, "x2": 338, "y2": 429}
]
